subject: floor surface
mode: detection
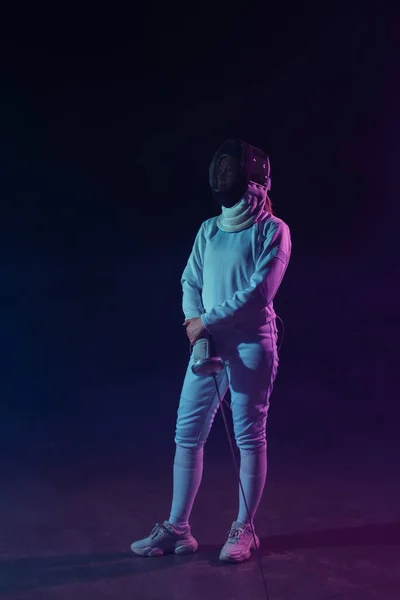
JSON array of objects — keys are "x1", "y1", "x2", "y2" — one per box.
[{"x1": 0, "y1": 414, "x2": 399, "y2": 600}]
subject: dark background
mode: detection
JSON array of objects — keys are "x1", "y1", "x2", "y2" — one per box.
[{"x1": 0, "y1": 2, "x2": 398, "y2": 469}]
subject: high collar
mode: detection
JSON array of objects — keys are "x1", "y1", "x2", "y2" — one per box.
[{"x1": 216, "y1": 182, "x2": 268, "y2": 232}]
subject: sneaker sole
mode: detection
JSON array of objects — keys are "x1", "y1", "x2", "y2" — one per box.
[
  {"x1": 219, "y1": 538, "x2": 260, "y2": 563},
  {"x1": 219, "y1": 550, "x2": 252, "y2": 563}
]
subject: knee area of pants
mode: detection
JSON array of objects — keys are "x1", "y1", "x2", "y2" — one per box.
[
  {"x1": 175, "y1": 441, "x2": 204, "y2": 453},
  {"x1": 236, "y1": 442, "x2": 267, "y2": 454}
]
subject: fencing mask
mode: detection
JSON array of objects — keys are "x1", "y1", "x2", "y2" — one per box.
[{"x1": 209, "y1": 139, "x2": 271, "y2": 209}]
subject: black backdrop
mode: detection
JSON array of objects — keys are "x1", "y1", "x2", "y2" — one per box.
[{"x1": 0, "y1": 3, "x2": 398, "y2": 461}]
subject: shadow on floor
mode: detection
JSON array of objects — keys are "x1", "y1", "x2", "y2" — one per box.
[
  {"x1": 1, "y1": 521, "x2": 398, "y2": 595},
  {"x1": 258, "y1": 521, "x2": 400, "y2": 555},
  {"x1": 0, "y1": 551, "x2": 198, "y2": 595},
  {"x1": 198, "y1": 520, "x2": 400, "y2": 568}
]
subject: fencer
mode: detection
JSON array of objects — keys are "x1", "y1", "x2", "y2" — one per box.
[{"x1": 131, "y1": 138, "x2": 292, "y2": 563}]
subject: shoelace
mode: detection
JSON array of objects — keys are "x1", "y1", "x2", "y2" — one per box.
[
  {"x1": 227, "y1": 526, "x2": 248, "y2": 541},
  {"x1": 150, "y1": 523, "x2": 171, "y2": 540}
]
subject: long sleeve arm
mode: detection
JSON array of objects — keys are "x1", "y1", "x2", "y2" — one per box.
[
  {"x1": 181, "y1": 223, "x2": 206, "y2": 320},
  {"x1": 201, "y1": 221, "x2": 291, "y2": 333}
]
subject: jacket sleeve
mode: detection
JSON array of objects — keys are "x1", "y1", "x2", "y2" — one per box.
[
  {"x1": 181, "y1": 222, "x2": 206, "y2": 320},
  {"x1": 201, "y1": 220, "x2": 291, "y2": 333}
]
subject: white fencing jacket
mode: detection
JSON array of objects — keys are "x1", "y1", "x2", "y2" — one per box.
[{"x1": 182, "y1": 212, "x2": 292, "y2": 335}]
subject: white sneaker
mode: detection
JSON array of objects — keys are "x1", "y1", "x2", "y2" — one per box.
[
  {"x1": 131, "y1": 521, "x2": 198, "y2": 557},
  {"x1": 219, "y1": 521, "x2": 260, "y2": 563}
]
